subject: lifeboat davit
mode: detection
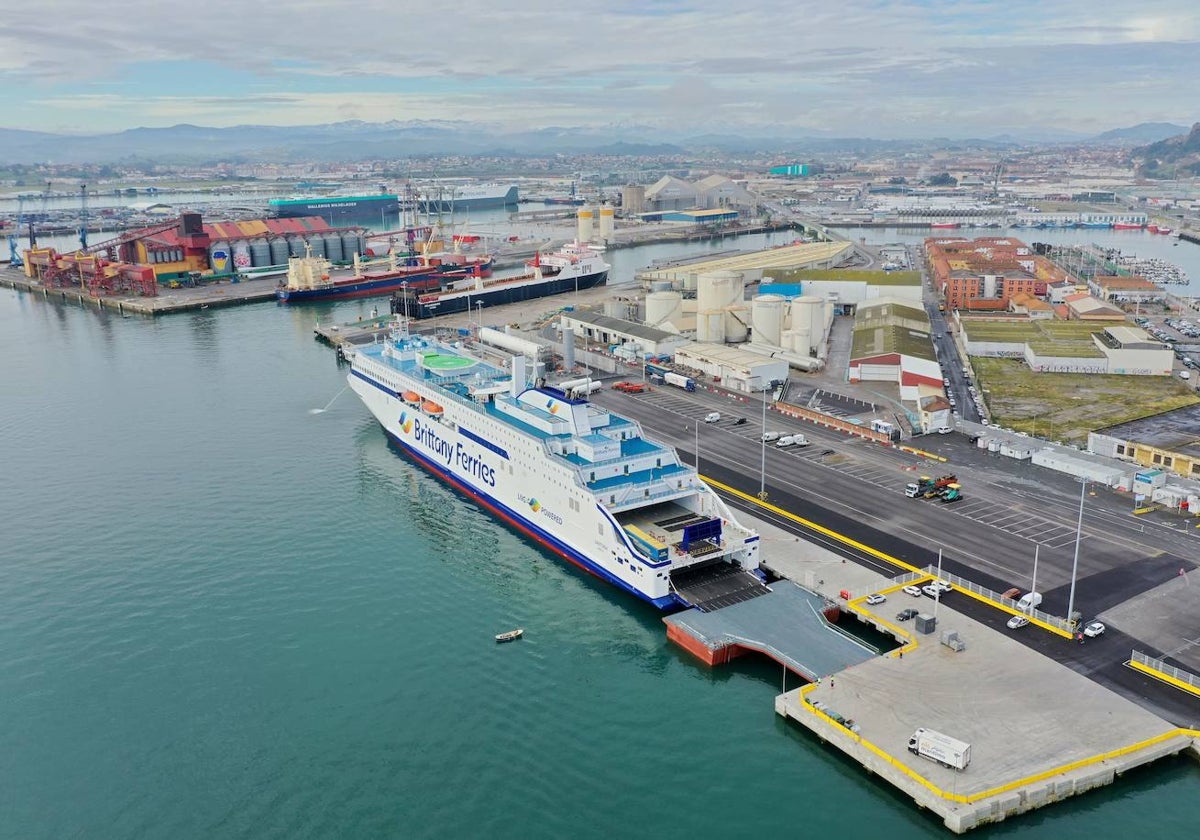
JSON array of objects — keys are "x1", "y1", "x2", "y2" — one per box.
[
  {"x1": 421, "y1": 401, "x2": 444, "y2": 417},
  {"x1": 403, "y1": 391, "x2": 422, "y2": 405}
]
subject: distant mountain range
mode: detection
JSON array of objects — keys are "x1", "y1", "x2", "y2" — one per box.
[
  {"x1": 0, "y1": 120, "x2": 1192, "y2": 164},
  {"x1": 1131, "y1": 123, "x2": 1200, "y2": 178}
]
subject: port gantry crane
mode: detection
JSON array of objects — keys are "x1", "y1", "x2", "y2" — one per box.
[
  {"x1": 78, "y1": 184, "x2": 89, "y2": 250},
  {"x1": 6, "y1": 193, "x2": 25, "y2": 267}
]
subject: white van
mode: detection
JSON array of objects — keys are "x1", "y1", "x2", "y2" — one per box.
[
  {"x1": 1016, "y1": 591, "x2": 1043, "y2": 611},
  {"x1": 703, "y1": 412, "x2": 721, "y2": 423},
  {"x1": 777, "y1": 434, "x2": 808, "y2": 448},
  {"x1": 761, "y1": 431, "x2": 781, "y2": 442}
]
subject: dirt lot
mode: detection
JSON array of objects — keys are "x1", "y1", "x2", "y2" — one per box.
[{"x1": 973, "y1": 357, "x2": 1199, "y2": 444}]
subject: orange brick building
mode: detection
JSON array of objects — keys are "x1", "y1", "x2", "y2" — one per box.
[{"x1": 925, "y1": 237, "x2": 1057, "y2": 311}]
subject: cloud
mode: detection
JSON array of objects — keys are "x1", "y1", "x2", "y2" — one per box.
[{"x1": 4, "y1": 0, "x2": 1199, "y2": 134}]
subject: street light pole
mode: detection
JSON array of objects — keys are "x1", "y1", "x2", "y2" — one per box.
[
  {"x1": 759, "y1": 388, "x2": 767, "y2": 499},
  {"x1": 1066, "y1": 480, "x2": 1086, "y2": 631}
]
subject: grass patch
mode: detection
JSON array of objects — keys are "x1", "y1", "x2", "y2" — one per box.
[{"x1": 972, "y1": 357, "x2": 1200, "y2": 444}]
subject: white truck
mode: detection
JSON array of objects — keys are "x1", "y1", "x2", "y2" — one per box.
[{"x1": 908, "y1": 728, "x2": 970, "y2": 770}]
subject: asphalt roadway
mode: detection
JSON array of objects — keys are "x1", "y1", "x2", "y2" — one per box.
[{"x1": 589, "y1": 385, "x2": 1200, "y2": 726}]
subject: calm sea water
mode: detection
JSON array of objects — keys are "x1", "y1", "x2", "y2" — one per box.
[{"x1": 2, "y1": 238, "x2": 1199, "y2": 839}]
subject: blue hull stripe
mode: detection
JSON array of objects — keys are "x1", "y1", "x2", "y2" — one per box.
[
  {"x1": 380, "y1": 425, "x2": 678, "y2": 611},
  {"x1": 460, "y1": 427, "x2": 510, "y2": 461}
]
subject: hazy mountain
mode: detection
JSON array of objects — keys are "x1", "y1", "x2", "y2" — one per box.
[
  {"x1": 0, "y1": 119, "x2": 1194, "y2": 164},
  {"x1": 1131, "y1": 123, "x2": 1200, "y2": 178},
  {"x1": 1089, "y1": 122, "x2": 1190, "y2": 145}
]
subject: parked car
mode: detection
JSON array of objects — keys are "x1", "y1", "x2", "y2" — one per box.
[
  {"x1": 896, "y1": 608, "x2": 919, "y2": 621},
  {"x1": 903, "y1": 585, "x2": 923, "y2": 597},
  {"x1": 865, "y1": 593, "x2": 886, "y2": 605},
  {"x1": 734, "y1": 417, "x2": 747, "y2": 425},
  {"x1": 937, "y1": 426, "x2": 952, "y2": 434},
  {"x1": 1083, "y1": 621, "x2": 1106, "y2": 638},
  {"x1": 1006, "y1": 615, "x2": 1030, "y2": 630},
  {"x1": 1001, "y1": 587, "x2": 1021, "y2": 600}
]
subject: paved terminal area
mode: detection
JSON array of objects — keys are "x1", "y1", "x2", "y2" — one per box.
[
  {"x1": 1101, "y1": 571, "x2": 1200, "y2": 672},
  {"x1": 734, "y1": 508, "x2": 1197, "y2": 832}
]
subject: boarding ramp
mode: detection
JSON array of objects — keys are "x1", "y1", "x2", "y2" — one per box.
[
  {"x1": 665, "y1": 581, "x2": 877, "y2": 679},
  {"x1": 670, "y1": 563, "x2": 769, "y2": 612}
]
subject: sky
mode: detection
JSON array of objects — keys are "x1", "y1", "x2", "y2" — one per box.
[{"x1": 3, "y1": 0, "x2": 1200, "y2": 138}]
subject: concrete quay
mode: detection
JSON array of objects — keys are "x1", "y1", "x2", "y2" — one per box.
[{"x1": 1, "y1": 271, "x2": 279, "y2": 315}]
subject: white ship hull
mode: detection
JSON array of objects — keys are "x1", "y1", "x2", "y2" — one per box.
[{"x1": 348, "y1": 330, "x2": 760, "y2": 609}]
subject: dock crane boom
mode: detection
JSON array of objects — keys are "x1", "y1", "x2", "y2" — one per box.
[
  {"x1": 7, "y1": 194, "x2": 25, "y2": 267},
  {"x1": 78, "y1": 184, "x2": 89, "y2": 250}
]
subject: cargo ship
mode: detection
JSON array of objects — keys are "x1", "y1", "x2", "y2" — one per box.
[
  {"x1": 390, "y1": 242, "x2": 607, "y2": 319},
  {"x1": 414, "y1": 184, "x2": 519, "y2": 212},
  {"x1": 1113, "y1": 222, "x2": 1145, "y2": 231},
  {"x1": 270, "y1": 193, "x2": 399, "y2": 221},
  {"x1": 276, "y1": 246, "x2": 493, "y2": 303},
  {"x1": 347, "y1": 323, "x2": 761, "y2": 608}
]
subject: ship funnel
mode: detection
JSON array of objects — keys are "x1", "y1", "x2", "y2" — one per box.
[{"x1": 510, "y1": 354, "x2": 527, "y2": 398}]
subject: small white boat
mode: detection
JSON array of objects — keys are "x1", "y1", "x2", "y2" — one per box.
[{"x1": 495, "y1": 628, "x2": 523, "y2": 643}]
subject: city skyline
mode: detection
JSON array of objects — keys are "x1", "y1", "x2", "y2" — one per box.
[{"x1": 3, "y1": 0, "x2": 1199, "y2": 137}]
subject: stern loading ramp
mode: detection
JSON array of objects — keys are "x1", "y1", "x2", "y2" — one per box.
[{"x1": 665, "y1": 581, "x2": 876, "y2": 678}]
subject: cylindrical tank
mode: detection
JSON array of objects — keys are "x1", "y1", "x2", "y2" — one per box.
[
  {"x1": 577, "y1": 207, "x2": 594, "y2": 243},
  {"x1": 287, "y1": 235, "x2": 307, "y2": 257},
  {"x1": 306, "y1": 237, "x2": 326, "y2": 259},
  {"x1": 789, "y1": 295, "x2": 822, "y2": 333},
  {"x1": 696, "y1": 309, "x2": 725, "y2": 343},
  {"x1": 269, "y1": 237, "x2": 289, "y2": 265},
  {"x1": 341, "y1": 232, "x2": 360, "y2": 260},
  {"x1": 324, "y1": 234, "x2": 344, "y2": 263},
  {"x1": 698, "y1": 270, "x2": 744, "y2": 312},
  {"x1": 723, "y1": 305, "x2": 750, "y2": 343},
  {"x1": 208, "y1": 241, "x2": 232, "y2": 273},
  {"x1": 645, "y1": 291, "x2": 683, "y2": 326},
  {"x1": 680, "y1": 271, "x2": 699, "y2": 292},
  {"x1": 250, "y1": 239, "x2": 271, "y2": 267},
  {"x1": 752, "y1": 294, "x2": 786, "y2": 348},
  {"x1": 789, "y1": 326, "x2": 812, "y2": 356},
  {"x1": 232, "y1": 241, "x2": 252, "y2": 272},
  {"x1": 563, "y1": 328, "x2": 576, "y2": 370},
  {"x1": 598, "y1": 206, "x2": 615, "y2": 240}
]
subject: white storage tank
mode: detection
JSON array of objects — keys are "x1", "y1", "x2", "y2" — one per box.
[
  {"x1": 232, "y1": 241, "x2": 252, "y2": 271},
  {"x1": 207, "y1": 241, "x2": 232, "y2": 273},
  {"x1": 598, "y1": 205, "x2": 615, "y2": 240},
  {"x1": 723, "y1": 305, "x2": 750, "y2": 343},
  {"x1": 789, "y1": 295, "x2": 823, "y2": 334},
  {"x1": 782, "y1": 327, "x2": 812, "y2": 356},
  {"x1": 646, "y1": 291, "x2": 684, "y2": 326},
  {"x1": 752, "y1": 294, "x2": 787, "y2": 348},
  {"x1": 697, "y1": 270, "x2": 743, "y2": 312},
  {"x1": 577, "y1": 207, "x2": 594, "y2": 243},
  {"x1": 696, "y1": 309, "x2": 725, "y2": 343}
]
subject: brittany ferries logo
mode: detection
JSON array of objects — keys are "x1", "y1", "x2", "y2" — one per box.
[
  {"x1": 545, "y1": 399, "x2": 560, "y2": 414},
  {"x1": 528, "y1": 498, "x2": 542, "y2": 513},
  {"x1": 398, "y1": 411, "x2": 413, "y2": 434}
]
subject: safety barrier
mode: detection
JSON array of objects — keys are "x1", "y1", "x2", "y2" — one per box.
[
  {"x1": 1129, "y1": 650, "x2": 1200, "y2": 698},
  {"x1": 921, "y1": 565, "x2": 1074, "y2": 636}
]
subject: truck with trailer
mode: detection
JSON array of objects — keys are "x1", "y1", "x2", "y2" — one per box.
[
  {"x1": 908, "y1": 728, "x2": 970, "y2": 770},
  {"x1": 663, "y1": 372, "x2": 697, "y2": 392},
  {"x1": 905, "y1": 474, "x2": 957, "y2": 499}
]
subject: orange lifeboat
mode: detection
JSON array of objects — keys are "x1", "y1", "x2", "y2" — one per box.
[
  {"x1": 421, "y1": 401, "x2": 444, "y2": 417},
  {"x1": 403, "y1": 391, "x2": 422, "y2": 405}
]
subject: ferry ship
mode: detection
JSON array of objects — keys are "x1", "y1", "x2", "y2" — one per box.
[
  {"x1": 391, "y1": 242, "x2": 608, "y2": 319},
  {"x1": 414, "y1": 183, "x2": 519, "y2": 212},
  {"x1": 347, "y1": 325, "x2": 762, "y2": 608}
]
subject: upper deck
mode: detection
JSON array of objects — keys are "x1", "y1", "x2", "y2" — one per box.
[{"x1": 354, "y1": 332, "x2": 702, "y2": 511}]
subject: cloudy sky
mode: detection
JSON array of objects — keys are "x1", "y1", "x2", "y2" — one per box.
[{"x1": 4, "y1": 0, "x2": 1199, "y2": 137}]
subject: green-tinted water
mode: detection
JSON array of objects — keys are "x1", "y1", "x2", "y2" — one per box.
[{"x1": 1, "y1": 274, "x2": 1197, "y2": 839}]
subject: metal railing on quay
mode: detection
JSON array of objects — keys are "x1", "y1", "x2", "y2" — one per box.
[
  {"x1": 1131, "y1": 650, "x2": 1200, "y2": 692},
  {"x1": 921, "y1": 565, "x2": 1074, "y2": 634}
]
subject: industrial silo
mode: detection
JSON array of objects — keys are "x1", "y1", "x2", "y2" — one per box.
[
  {"x1": 324, "y1": 234, "x2": 344, "y2": 263},
  {"x1": 287, "y1": 235, "x2": 307, "y2": 257},
  {"x1": 250, "y1": 239, "x2": 271, "y2": 267},
  {"x1": 577, "y1": 207, "x2": 594, "y2": 243},
  {"x1": 645, "y1": 291, "x2": 683, "y2": 327},
  {"x1": 752, "y1": 294, "x2": 787, "y2": 348},
  {"x1": 788, "y1": 326, "x2": 813, "y2": 357},
  {"x1": 232, "y1": 241, "x2": 252, "y2": 271},
  {"x1": 269, "y1": 237, "x2": 289, "y2": 265},
  {"x1": 696, "y1": 309, "x2": 725, "y2": 343},
  {"x1": 723, "y1": 305, "x2": 750, "y2": 343},
  {"x1": 789, "y1": 296, "x2": 822, "y2": 333},
  {"x1": 697, "y1": 270, "x2": 743, "y2": 312},
  {"x1": 341, "y1": 232, "x2": 361, "y2": 260},
  {"x1": 208, "y1": 241, "x2": 232, "y2": 274},
  {"x1": 598, "y1": 206, "x2": 615, "y2": 240}
]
